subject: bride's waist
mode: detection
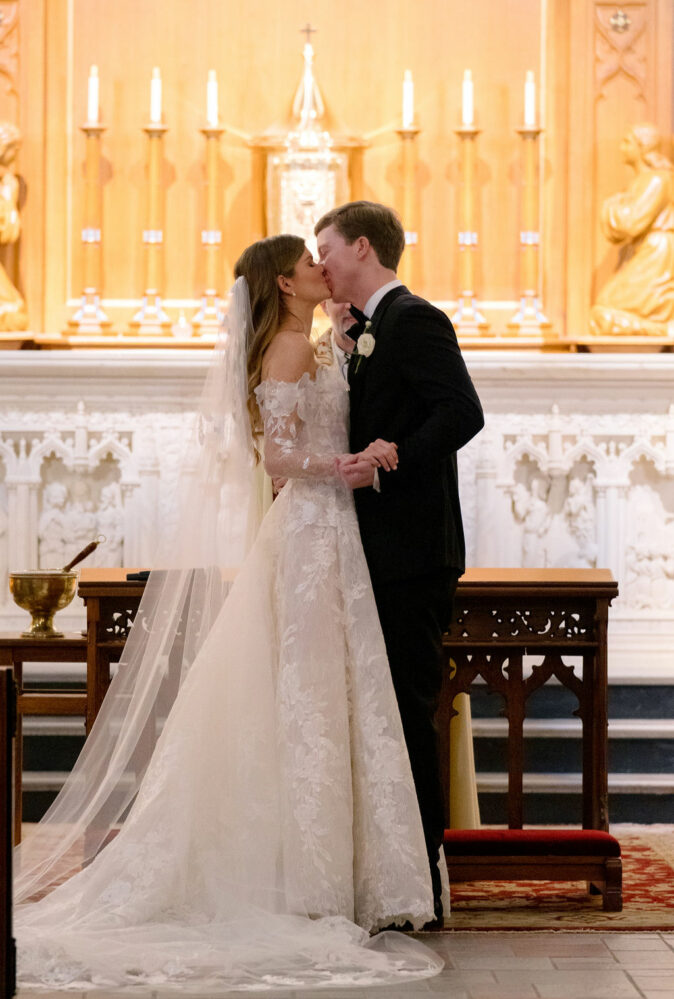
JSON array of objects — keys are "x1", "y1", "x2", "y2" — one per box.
[{"x1": 283, "y1": 477, "x2": 354, "y2": 523}]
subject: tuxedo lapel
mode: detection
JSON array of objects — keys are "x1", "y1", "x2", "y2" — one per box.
[
  {"x1": 348, "y1": 285, "x2": 409, "y2": 421},
  {"x1": 366, "y1": 284, "x2": 408, "y2": 338}
]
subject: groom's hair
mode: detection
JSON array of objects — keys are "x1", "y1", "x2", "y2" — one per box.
[{"x1": 315, "y1": 201, "x2": 405, "y2": 271}]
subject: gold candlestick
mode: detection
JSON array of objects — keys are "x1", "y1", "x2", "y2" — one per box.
[
  {"x1": 349, "y1": 145, "x2": 365, "y2": 201},
  {"x1": 396, "y1": 125, "x2": 421, "y2": 291},
  {"x1": 451, "y1": 125, "x2": 488, "y2": 335},
  {"x1": 192, "y1": 126, "x2": 225, "y2": 334},
  {"x1": 508, "y1": 126, "x2": 551, "y2": 334},
  {"x1": 129, "y1": 124, "x2": 171, "y2": 335},
  {"x1": 68, "y1": 123, "x2": 111, "y2": 334}
]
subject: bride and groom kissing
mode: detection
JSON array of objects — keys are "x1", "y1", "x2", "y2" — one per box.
[
  {"x1": 15, "y1": 199, "x2": 484, "y2": 990},
  {"x1": 316, "y1": 202, "x2": 484, "y2": 924}
]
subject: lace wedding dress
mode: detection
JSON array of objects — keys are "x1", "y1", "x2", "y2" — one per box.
[{"x1": 16, "y1": 362, "x2": 444, "y2": 991}]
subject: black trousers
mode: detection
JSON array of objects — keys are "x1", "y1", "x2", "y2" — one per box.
[{"x1": 371, "y1": 567, "x2": 460, "y2": 911}]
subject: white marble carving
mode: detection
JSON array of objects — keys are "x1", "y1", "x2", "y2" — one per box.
[
  {"x1": 563, "y1": 475, "x2": 598, "y2": 568},
  {"x1": 95, "y1": 482, "x2": 124, "y2": 566},
  {"x1": 0, "y1": 486, "x2": 7, "y2": 599},
  {"x1": 511, "y1": 478, "x2": 551, "y2": 567},
  {"x1": 466, "y1": 403, "x2": 674, "y2": 604},
  {"x1": 38, "y1": 481, "x2": 69, "y2": 569},
  {"x1": 624, "y1": 480, "x2": 674, "y2": 611},
  {"x1": 1, "y1": 349, "x2": 673, "y2": 679}
]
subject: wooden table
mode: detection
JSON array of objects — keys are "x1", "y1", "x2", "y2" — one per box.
[
  {"x1": 438, "y1": 568, "x2": 619, "y2": 832},
  {"x1": 78, "y1": 567, "x2": 618, "y2": 836},
  {"x1": 0, "y1": 634, "x2": 88, "y2": 843},
  {"x1": 78, "y1": 568, "x2": 146, "y2": 733}
]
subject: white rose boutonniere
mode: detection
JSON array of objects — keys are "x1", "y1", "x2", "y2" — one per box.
[{"x1": 354, "y1": 321, "x2": 375, "y2": 372}]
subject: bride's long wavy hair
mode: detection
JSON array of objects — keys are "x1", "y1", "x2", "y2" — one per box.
[{"x1": 234, "y1": 234, "x2": 305, "y2": 447}]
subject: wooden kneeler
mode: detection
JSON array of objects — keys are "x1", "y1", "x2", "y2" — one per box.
[{"x1": 444, "y1": 829, "x2": 623, "y2": 912}]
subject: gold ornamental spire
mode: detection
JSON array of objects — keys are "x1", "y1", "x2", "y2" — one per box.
[{"x1": 292, "y1": 24, "x2": 326, "y2": 141}]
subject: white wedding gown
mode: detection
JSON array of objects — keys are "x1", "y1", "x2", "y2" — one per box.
[{"x1": 16, "y1": 363, "x2": 444, "y2": 991}]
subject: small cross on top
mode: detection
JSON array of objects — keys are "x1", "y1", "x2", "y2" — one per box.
[{"x1": 300, "y1": 23, "x2": 317, "y2": 44}]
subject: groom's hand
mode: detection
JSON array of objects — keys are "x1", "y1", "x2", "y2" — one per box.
[
  {"x1": 360, "y1": 439, "x2": 398, "y2": 472},
  {"x1": 336, "y1": 455, "x2": 376, "y2": 489}
]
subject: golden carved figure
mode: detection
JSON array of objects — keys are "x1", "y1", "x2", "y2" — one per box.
[
  {"x1": 590, "y1": 123, "x2": 674, "y2": 337},
  {"x1": 0, "y1": 121, "x2": 28, "y2": 331}
]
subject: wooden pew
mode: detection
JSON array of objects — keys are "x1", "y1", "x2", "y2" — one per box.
[
  {"x1": 1, "y1": 667, "x2": 16, "y2": 998},
  {"x1": 438, "y1": 568, "x2": 622, "y2": 910}
]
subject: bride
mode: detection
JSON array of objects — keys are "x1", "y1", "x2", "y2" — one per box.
[{"x1": 14, "y1": 235, "x2": 446, "y2": 991}]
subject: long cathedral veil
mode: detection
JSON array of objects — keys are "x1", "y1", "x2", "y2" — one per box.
[{"x1": 14, "y1": 277, "x2": 264, "y2": 902}]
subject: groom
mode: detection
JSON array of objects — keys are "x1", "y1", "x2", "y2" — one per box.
[{"x1": 315, "y1": 202, "x2": 484, "y2": 922}]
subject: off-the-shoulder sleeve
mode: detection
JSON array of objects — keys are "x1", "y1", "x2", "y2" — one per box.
[{"x1": 255, "y1": 377, "x2": 340, "y2": 480}]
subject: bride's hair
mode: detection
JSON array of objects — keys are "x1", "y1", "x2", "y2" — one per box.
[{"x1": 234, "y1": 234, "x2": 305, "y2": 441}]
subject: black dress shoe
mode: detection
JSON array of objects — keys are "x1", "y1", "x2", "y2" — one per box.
[
  {"x1": 375, "y1": 913, "x2": 445, "y2": 933},
  {"x1": 420, "y1": 915, "x2": 445, "y2": 931},
  {"x1": 375, "y1": 920, "x2": 414, "y2": 933}
]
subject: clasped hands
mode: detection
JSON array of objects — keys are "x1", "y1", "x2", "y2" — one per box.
[
  {"x1": 335, "y1": 439, "x2": 398, "y2": 489},
  {"x1": 271, "y1": 440, "x2": 398, "y2": 494}
]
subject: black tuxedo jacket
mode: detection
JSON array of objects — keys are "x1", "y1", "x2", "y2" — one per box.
[{"x1": 348, "y1": 285, "x2": 484, "y2": 583}]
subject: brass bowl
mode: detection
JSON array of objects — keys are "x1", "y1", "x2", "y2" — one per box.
[{"x1": 8, "y1": 571, "x2": 78, "y2": 638}]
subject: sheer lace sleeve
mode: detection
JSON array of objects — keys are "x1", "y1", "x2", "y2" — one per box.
[{"x1": 255, "y1": 376, "x2": 340, "y2": 480}]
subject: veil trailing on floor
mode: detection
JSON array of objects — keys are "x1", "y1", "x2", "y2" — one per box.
[{"x1": 14, "y1": 277, "x2": 264, "y2": 902}]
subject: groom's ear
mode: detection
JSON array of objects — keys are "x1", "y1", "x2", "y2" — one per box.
[{"x1": 354, "y1": 236, "x2": 370, "y2": 259}]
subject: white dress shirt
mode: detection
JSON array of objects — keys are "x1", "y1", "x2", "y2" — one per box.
[
  {"x1": 332, "y1": 335, "x2": 350, "y2": 381},
  {"x1": 363, "y1": 278, "x2": 403, "y2": 319}
]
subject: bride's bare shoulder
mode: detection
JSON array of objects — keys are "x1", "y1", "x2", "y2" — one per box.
[{"x1": 261, "y1": 332, "x2": 317, "y2": 384}]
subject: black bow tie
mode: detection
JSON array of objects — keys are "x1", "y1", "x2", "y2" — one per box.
[{"x1": 349, "y1": 304, "x2": 368, "y2": 326}]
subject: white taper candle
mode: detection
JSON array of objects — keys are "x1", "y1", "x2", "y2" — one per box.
[
  {"x1": 87, "y1": 65, "x2": 99, "y2": 124},
  {"x1": 524, "y1": 70, "x2": 536, "y2": 127},
  {"x1": 402, "y1": 69, "x2": 414, "y2": 128},
  {"x1": 207, "y1": 69, "x2": 218, "y2": 127},
  {"x1": 150, "y1": 67, "x2": 162, "y2": 124},
  {"x1": 462, "y1": 69, "x2": 474, "y2": 126}
]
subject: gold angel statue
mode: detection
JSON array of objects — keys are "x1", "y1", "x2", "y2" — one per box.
[
  {"x1": 0, "y1": 121, "x2": 28, "y2": 331},
  {"x1": 590, "y1": 123, "x2": 674, "y2": 337}
]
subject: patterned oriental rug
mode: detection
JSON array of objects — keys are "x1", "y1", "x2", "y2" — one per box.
[
  {"x1": 442, "y1": 831, "x2": 674, "y2": 931},
  {"x1": 20, "y1": 826, "x2": 674, "y2": 931}
]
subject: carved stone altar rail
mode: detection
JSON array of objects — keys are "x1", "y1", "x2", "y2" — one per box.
[
  {"x1": 439, "y1": 568, "x2": 619, "y2": 831},
  {"x1": 0, "y1": 352, "x2": 202, "y2": 629},
  {"x1": 0, "y1": 350, "x2": 672, "y2": 678}
]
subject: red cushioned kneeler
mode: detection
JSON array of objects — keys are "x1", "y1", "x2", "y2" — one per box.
[{"x1": 444, "y1": 828, "x2": 622, "y2": 912}]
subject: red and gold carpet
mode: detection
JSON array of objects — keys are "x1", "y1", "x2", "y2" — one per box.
[
  {"x1": 21, "y1": 826, "x2": 674, "y2": 931},
  {"x1": 444, "y1": 831, "x2": 674, "y2": 930}
]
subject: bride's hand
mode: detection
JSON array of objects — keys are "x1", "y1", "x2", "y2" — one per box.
[{"x1": 360, "y1": 439, "x2": 398, "y2": 472}]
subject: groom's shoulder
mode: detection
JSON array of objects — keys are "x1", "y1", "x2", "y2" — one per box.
[{"x1": 386, "y1": 289, "x2": 456, "y2": 333}]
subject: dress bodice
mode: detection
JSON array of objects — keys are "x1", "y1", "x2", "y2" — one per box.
[{"x1": 255, "y1": 363, "x2": 349, "y2": 459}]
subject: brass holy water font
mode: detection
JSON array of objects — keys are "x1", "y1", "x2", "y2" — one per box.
[{"x1": 9, "y1": 537, "x2": 105, "y2": 638}]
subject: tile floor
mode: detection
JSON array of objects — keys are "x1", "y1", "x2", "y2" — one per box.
[{"x1": 14, "y1": 931, "x2": 674, "y2": 999}]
